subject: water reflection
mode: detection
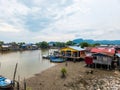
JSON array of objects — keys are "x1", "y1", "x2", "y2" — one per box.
[{"x1": 0, "y1": 50, "x2": 55, "y2": 80}]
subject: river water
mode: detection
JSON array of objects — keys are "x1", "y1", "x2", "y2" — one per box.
[{"x1": 0, "y1": 50, "x2": 55, "y2": 81}]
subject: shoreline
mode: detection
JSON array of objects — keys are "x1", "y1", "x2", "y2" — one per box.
[{"x1": 20, "y1": 61, "x2": 120, "y2": 90}]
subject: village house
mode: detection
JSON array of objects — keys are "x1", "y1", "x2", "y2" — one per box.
[
  {"x1": 1, "y1": 44, "x2": 11, "y2": 51},
  {"x1": 9, "y1": 43, "x2": 20, "y2": 51},
  {"x1": 85, "y1": 46, "x2": 120, "y2": 70},
  {"x1": 92, "y1": 53, "x2": 113, "y2": 69},
  {"x1": 115, "y1": 46, "x2": 120, "y2": 69},
  {"x1": 60, "y1": 46, "x2": 86, "y2": 61},
  {"x1": 21, "y1": 43, "x2": 38, "y2": 50}
]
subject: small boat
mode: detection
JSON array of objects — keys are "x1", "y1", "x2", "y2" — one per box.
[
  {"x1": 50, "y1": 56, "x2": 65, "y2": 63},
  {"x1": 42, "y1": 55, "x2": 50, "y2": 59},
  {"x1": 0, "y1": 76, "x2": 13, "y2": 89}
]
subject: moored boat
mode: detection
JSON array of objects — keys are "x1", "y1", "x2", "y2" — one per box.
[
  {"x1": 42, "y1": 55, "x2": 50, "y2": 59},
  {"x1": 0, "y1": 76, "x2": 13, "y2": 89},
  {"x1": 50, "y1": 56, "x2": 65, "y2": 63}
]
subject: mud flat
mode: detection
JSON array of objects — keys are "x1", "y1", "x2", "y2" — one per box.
[{"x1": 20, "y1": 61, "x2": 120, "y2": 90}]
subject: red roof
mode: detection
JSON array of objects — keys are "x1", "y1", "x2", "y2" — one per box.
[{"x1": 91, "y1": 47, "x2": 115, "y2": 55}]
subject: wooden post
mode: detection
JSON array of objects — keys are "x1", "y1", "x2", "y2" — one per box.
[
  {"x1": 107, "y1": 64, "x2": 109, "y2": 70},
  {"x1": 77, "y1": 51, "x2": 79, "y2": 58},
  {"x1": 107, "y1": 57, "x2": 109, "y2": 70},
  {"x1": 65, "y1": 51, "x2": 66, "y2": 57},
  {"x1": 95, "y1": 63, "x2": 96, "y2": 69},
  {"x1": 71, "y1": 52, "x2": 72, "y2": 57},
  {"x1": 24, "y1": 78, "x2": 26, "y2": 90},
  {"x1": 65, "y1": 59, "x2": 67, "y2": 66},
  {"x1": 73, "y1": 58, "x2": 76, "y2": 63},
  {"x1": 17, "y1": 75, "x2": 20, "y2": 90},
  {"x1": 119, "y1": 58, "x2": 120, "y2": 71},
  {"x1": 100, "y1": 56, "x2": 102, "y2": 69},
  {"x1": 100, "y1": 64, "x2": 102, "y2": 69},
  {"x1": 16, "y1": 81, "x2": 20, "y2": 90},
  {"x1": 13, "y1": 63, "x2": 18, "y2": 86}
]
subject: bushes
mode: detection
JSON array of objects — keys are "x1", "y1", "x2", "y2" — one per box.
[{"x1": 61, "y1": 68, "x2": 67, "y2": 78}]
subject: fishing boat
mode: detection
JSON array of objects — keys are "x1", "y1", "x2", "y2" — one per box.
[
  {"x1": 50, "y1": 56, "x2": 65, "y2": 63},
  {"x1": 0, "y1": 63, "x2": 18, "y2": 89},
  {"x1": 0, "y1": 76, "x2": 13, "y2": 89}
]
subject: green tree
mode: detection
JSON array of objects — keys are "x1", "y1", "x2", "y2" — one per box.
[
  {"x1": 0, "y1": 41, "x2": 4, "y2": 50},
  {"x1": 80, "y1": 42, "x2": 90, "y2": 48},
  {"x1": 0, "y1": 41, "x2": 4, "y2": 45},
  {"x1": 18, "y1": 42, "x2": 25, "y2": 48},
  {"x1": 18, "y1": 42, "x2": 25, "y2": 45},
  {"x1": 60, "y1": 42, "x2": 66, "y2": 47},
  {"x1": 10, "y1": 42, "x2": 16, "y2": 44},
  {"x1": 92, "y1": 43, "x2": 100, "y2": 47},
  {"x1": 36, "y1": 42, "x2": 41, "y2": 48},
  {"x1": 66, "y1": 40, "x2": 75, "y2": 46},
  {"x1": 40, "y1": 41, "x2": 49, "y2": 49},
  {"x1": 55, "y1": 42, "x2": 65, "y2": 47}
]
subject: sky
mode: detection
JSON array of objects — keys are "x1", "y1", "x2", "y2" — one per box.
[{"x1": 0, "y1": 0, "x2": 120, "y2": 43}]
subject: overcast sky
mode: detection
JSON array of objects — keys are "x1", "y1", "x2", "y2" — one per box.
[{"x1": 0, "y1": 0, "x2": 120, "y2": 43}]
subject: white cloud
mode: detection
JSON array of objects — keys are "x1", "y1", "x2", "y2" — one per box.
[
  {"x1": 0, "y1": 0, "x2": 120, "y2": 42},
  {"x1": 0, "y1": 0, "x2": 30, "y2": 19},
  {"x1": 0, "y1": 0, "x2": 30, "y2": 33},
  {"x1": 0, "y1": 23, "x2": 21, "y2": 32},
  {"x1": 33, "y1": 32, "x2": 75, "y2": 42}
]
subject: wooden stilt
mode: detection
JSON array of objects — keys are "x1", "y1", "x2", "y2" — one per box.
[
  {"x1": 107, "y1": 64, "x2": 109, "y2": 70},
  {"x1": 109, "y1": 65, "x2": 111, "y2": 70},
  {"x1": 100, "y1": 64, "x2": 102, "y2": 69},
  {"x1": 95, "y1": 63, "x2": 96, "y2": 69},
  {"x1": 73, "y1": 58, "x2": 76, "y2": 63},
  {"x1": 24, "y1": 78, "x2": 26, "y2": 90},
  {"x1": 65, "y1": 58, "x2": 67, "y2": 66},
  {"x1": 119, "y1": 58, "x2": 120, "y2": 71}
]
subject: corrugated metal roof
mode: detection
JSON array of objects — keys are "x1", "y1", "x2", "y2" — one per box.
[{"x1": 68, "y1": 46, "x2": 85, "y2": 51}]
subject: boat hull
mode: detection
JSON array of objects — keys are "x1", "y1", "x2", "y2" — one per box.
[
  {"x1": 0, "y1": 77, "x2": 13, "y2": 89},
  {"x1": 50, "y1": 56, "x2": 65, "y2": 63}
]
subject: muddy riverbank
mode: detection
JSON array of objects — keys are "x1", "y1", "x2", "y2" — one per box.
[{"x1": 19, "y1": 61, "x2": 120, "y2": 90}]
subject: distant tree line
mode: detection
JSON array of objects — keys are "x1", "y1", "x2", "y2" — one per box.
[
  {"x1": 36, "y1": 41, "x2": 66, "y2": 49},
  {"x1": 0, "y1": 40, "x2": 100, "y2": 50},
  {"x1": 36, "y1": 41, "x2": 100, "y2": 49},
  {"x1": 80, "y1": 42, "x2": 100, "y2": 48}
]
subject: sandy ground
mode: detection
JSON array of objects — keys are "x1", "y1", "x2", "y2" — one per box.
[{"x1": 19, "y1": 61, "x2": 120, "y2": 90}]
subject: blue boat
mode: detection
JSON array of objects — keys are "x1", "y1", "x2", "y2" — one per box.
[
  {"x1": 50, "y1": 56, "x2": 65, "y2": 63},
  {"x1": 0, "y1": 76, "x2": 13, "y2": 89}
]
